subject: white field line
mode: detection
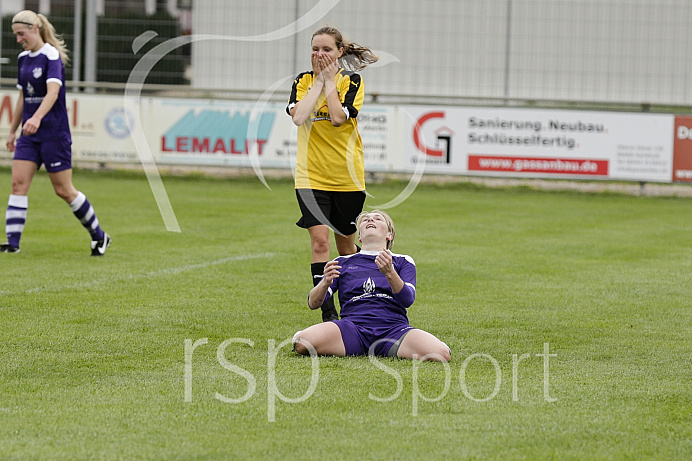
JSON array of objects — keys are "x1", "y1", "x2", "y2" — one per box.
[{"x1": 1, "y1": 253, "x2": 275, "y2": 296}]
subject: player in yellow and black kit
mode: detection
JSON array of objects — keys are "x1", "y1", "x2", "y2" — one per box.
[{"x1": 287, "y1": 26, "x2": 378, "y2": 322}]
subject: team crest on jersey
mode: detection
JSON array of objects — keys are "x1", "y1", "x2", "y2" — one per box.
[
  {"x1": 33, "y1": 67, "x2": 43, "y2": 79},
  {"x1": 363, "y1": 277, "x2": 375, "y2": 294},
  {"x1": 26, "y1": 82, "x2": 35, "y2": 96}
]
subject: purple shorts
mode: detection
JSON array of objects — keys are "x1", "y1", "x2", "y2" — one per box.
[
  {"x1": 14, "y1": 135, "x2": 72, "y2": 173},
  {"x1": 334, "y1": 319, "x2": 414, "y2": 357}
]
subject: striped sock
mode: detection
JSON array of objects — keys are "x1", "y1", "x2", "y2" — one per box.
[
  {"x1": 6, "y1": 194, "x2": 28, "y2": 248},
  {"x1": 69, "y1": 191, "x2": 105, "y2": 241}
]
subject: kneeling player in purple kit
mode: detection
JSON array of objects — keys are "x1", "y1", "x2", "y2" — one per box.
[
  {"x1": 293, "y1": 210, "x2": 451, "y2": 362},
  {"x1": 2, "y1": 10, "x2": 110, "y2": 256}
]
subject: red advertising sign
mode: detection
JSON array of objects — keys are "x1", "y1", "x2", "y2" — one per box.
[
  {"x1": 468, "y1": 155, "x2": 608, "y2": 176},
  {"x1": 673, "y1": 116, "x2": 692, "y2": 182}
]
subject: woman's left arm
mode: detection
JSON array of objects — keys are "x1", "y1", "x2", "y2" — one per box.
[
  {"x1": 22, "y1": 81, "x2": 60, "y2": 136},
  {"x1": 376, "y1": 251, "x2": 416, "y2": 308},
  {"x1": 376, "y1": 250, "x2": 405, "y2": 293}
]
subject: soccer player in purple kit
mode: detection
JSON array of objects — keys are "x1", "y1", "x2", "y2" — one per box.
[
  {"x1": 293, "y1": 210, "x2": 451, "y2": 362},
  {"x1": 2, "y1": 10, "x2": 110, "y2": 256}
]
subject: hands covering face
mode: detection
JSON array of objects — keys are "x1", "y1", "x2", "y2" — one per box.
[{"x1": 312, "y1": 52, "x2": 338, "y2": 83}]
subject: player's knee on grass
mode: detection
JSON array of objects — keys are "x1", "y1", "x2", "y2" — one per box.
[
  {"x1": 292, "y1": 330, "x2": 312, "y2": 356},
  {"x1": 415, "y1": 345, "x2": 451, "y2": 362},
  {"x1": 400, "y1": 332, "x2": 451, "y2": 362},
  {"x1": 420, "y1": 339, "x2": 451, "y2": 362},
  {"x1": 435, "y1": 341, "x2": 452, "y2": 363}
]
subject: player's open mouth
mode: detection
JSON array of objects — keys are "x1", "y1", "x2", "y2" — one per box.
[{"x1": 366, "y1": 224, "x2": 376, "y2": 229}]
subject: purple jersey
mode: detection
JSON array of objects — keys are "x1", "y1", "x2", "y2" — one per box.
[
  {"x1": 326, "y1": 251, "x2": 417, "y2": 328},
  {"x1": 16, "y1": 43, "x2": 70, "y2": 141}
]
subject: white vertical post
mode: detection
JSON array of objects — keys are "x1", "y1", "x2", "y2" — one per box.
[
  {"x1": 167, "y1": 0, "x2": 178, "y2": 17},
  {"x1": 503, "y1": 0, "x2": 513, "y2": 103},
  {"x1": 72, "y1": 0, "x2": 82, "y2": 87},
  {"x1": 38, "y1": 0, "x2": 50, "y2": 15},
  {"x1": 0, "y1": 8, "x2": 3, "y2": 79},
  {"x1": 145, "y1": 0, "x2": 156, "y2": 16},
  {"x1": 84, "y1": 0, "x2": 97, "y2": 91}
]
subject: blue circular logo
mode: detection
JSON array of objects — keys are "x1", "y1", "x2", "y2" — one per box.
[{"x1": 104, "y1": 108, "x2": 135, "y2": 139}]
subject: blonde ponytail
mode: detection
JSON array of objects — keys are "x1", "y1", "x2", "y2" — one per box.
[
  {"x1": 36, "y1": 13, "x2": 70, "y2": 65},
  {"x1": 12, "y1": 10, "x2": 69, "y2": 65}
]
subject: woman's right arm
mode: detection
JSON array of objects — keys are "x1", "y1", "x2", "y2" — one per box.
[
  {"x1": 307, "y1": 260, "x2": 341, "y2": 309},
  {"x1": 5, "y1": 91, "x2": 24, "y2": 152},
  {"x1": 290, "y1": 52, "x2": 325, "y2": 126},
  {"x1": 290, "y1": 80, "x2": 324, "y2": 126}
]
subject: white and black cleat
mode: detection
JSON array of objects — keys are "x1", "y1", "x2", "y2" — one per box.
[
  {"x1": 0, "y1": 242, "x2": 20, "y2": 253},
  {"x1": 91, "y1": 233, "x2": 111, "y2": 256}
]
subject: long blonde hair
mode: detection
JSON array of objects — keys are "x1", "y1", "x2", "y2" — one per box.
[
  {"x1": 12, "y1": 10, "x2": 69, "y2": 65},
  {"x1": 312, "y1": 26, "x2": 378, "y2": 72}
]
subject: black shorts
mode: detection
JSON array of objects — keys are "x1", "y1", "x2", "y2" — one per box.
[{"x1": 296, "y1": 189, "x2": 366, "y2": 236}]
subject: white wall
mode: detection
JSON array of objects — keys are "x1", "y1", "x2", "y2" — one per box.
[
  {"x1": 1, "y1": 0, "x2": 26, "y2": 16},
  {"x1": 191, "y1": 0, "x2": 692, "y2": 105}
]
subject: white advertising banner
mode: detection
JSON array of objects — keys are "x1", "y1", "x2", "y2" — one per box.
[
  {"x1": 2, "y1": 90, "x2": 688, "y2": 183},
  {"x1": 0, "y1": 91, "x2": 397, "y2": 173},
  {"x1": 143, "y1": 98, "x2": 396, "y2": 171},
  {"x1": 0, "y1": 91, "x2": 140, "y2": 164},
  {"x1": 399, "y1": 106, "x2": 676, "y2": 182}
]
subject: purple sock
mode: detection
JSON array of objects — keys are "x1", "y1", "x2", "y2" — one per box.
[
  {"x1": 69, "y1": 192, "x2": 105, "y2": 241},
  {"x1": 6, "y1": 195, "x2": 28, "y2": 248}
]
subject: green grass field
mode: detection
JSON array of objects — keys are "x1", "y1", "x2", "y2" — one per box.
[{"x1": 0, "y1": 167, "x2": 690, "y2": 460}]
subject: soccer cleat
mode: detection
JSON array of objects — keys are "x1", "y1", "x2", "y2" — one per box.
[
  {"x1": 90, "y1": 233, "x2": 111, "y2": 256},
  {"x1": 0, "y1": 243, "x2": 20, "y2": 253}
]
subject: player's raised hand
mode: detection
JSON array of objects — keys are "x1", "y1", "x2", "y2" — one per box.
[
  {"x1": 322, "y1": 260, "x2": 341, "y2": 284},
  {"x1": 312, "y1": 51, "x2": 325, "y2": 83},
  {"x1": 375, "y1": 250, "x2": 395, "y2": 276}
]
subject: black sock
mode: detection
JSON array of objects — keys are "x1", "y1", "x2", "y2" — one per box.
[
  {"x1": 311, "y1": 262, "x2": 326, "y2": 287},
  {"x1": 311, "y1": 262, "x2": 338, "y2": 321}
]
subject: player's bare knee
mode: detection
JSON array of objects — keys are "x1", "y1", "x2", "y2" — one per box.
[
  {"x1": 422, "y1": 343, "x2": 451, "y2": 362},
  {"x1": 53, "y1": 186, "x2": 71, "y2": 202},
  {"x1": 294, "y1": 341, "x2": 309, "y2": 355},
  {"x1": 11, "y1": 178, "x2": 29, "y2": 195},
  {"x1": 436, "y1": 342, "x2": 451, "y2": 362},
  {"x1": 438, "y1": 347, "x2": 451, "y2": 363},
  {"x1": 292, "y1": 330, "x2": 312, "y2": 356},
  {"x1": 311, "y1": 239, "x2": 330, "y2": 256}
]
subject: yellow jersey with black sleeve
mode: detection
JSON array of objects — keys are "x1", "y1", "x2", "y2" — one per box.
[{"x1": 287, "y1": 68, "x2": 365, "y2": 191}]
